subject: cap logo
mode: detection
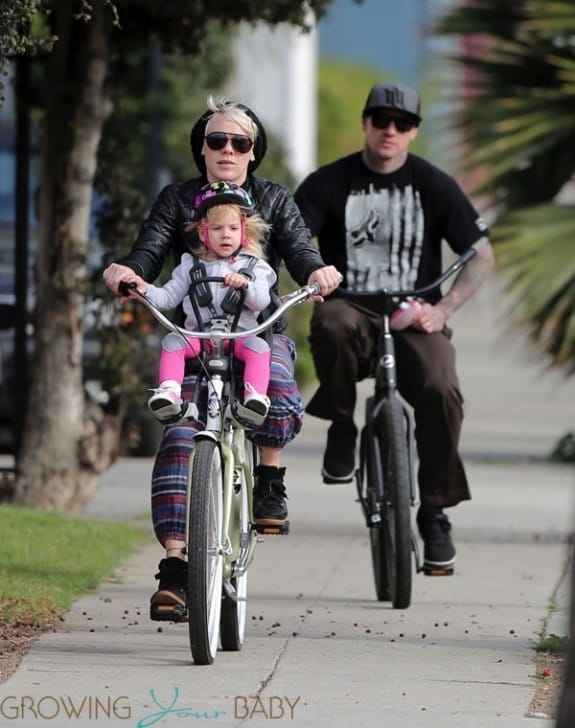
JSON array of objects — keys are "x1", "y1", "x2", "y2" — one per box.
[{"x1": 382, "y1": 87, "x2": 405, "y2": 108}]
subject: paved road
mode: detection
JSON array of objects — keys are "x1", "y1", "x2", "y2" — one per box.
[{"x1": 1, "y1": 278, "x2": 574, "y2": 728}]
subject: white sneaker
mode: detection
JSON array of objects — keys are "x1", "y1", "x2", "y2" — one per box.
[
  {"x1": 243, "y1": 384, "x2": 270, "y2": 418},
  {"x1": 148, "y1": 382, "x2": 183, "y2": 421}
]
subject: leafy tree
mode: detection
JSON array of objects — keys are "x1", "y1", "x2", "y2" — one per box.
[
  {"x1": 0, "y1": 0, "x2": 336, "y2": 511},
  {"x1": 433, "y1": 0, "x2": 575, "y2": 375}
]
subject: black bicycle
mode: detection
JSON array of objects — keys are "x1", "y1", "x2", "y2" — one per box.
[{"x1": 348, "y1": 250, "x2": 476, "y2": 609}]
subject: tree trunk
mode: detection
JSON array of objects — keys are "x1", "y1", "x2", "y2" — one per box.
[{"x1": 14, "y1": 3, "x2": 120, "y2": 513}]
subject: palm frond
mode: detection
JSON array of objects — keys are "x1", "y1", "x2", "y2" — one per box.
[
  {"x1": 435, "y1": 0, "x2": 575, "y2": 199},
  {"x1": 495, "y1": 206, "x2": 575, "y2": 374},
  {"x1": 433, "y1": 0, "x2": 575, "y2": 374}
]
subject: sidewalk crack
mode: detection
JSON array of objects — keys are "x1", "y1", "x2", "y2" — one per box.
[{"x1": 256, "y1": 639, "x2": 289, "y2": 695}]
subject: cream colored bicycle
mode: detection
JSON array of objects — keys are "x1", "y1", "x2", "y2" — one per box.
[{"x1": 120, "y1": 278, "x2": 319, "y2": 664}]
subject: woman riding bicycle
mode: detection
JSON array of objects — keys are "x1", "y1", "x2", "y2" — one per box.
[{"x1": 103, "y1": 96, "x2": 341, "y2": 621}]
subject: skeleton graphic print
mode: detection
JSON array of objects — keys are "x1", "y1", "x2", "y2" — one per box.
[
  {"x1": 345, "y1": 183, "x2": 424, "y2": 292},
  {"x1": 295, "y1": 152, "x2": 487, "y2": 306}
]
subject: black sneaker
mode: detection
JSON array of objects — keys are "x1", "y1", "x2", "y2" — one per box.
[
  {"x1": 416, "y1": 505, "x2": 456, "y2": 575},
  {"x1": 150, "y1": 557, "x2": 188, "y2": 622},
  {"x1": 322, "y1": 421, "x2": 357, "y2": 484},
  {"x1": 253, "y1": 465, "x2": 288, "y2": 525}
]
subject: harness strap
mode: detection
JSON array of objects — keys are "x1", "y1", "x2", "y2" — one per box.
[
  {"x1": 188, "y1": 254, "x2": 260, "y2": 332},
  {"x1": 221, "y1": 255, "x2": 259, "y2": 316},
  {"x1": 188, "y1": 260, "x2": 218, "y2": 326}
]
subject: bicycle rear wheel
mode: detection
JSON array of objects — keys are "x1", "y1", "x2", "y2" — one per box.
[
  {"x1": 377, "y1": 397, "x2": 412, "y2": 609},
  {"x1": 187, "y1": 439, "x2": 224, "y2": 665},
  {"x1": 220, "y1": 440, "x2": 255, "y2": 651}
]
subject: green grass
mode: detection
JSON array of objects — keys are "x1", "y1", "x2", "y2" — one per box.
[
  {"x1": 0, "y1": 504, "x2": 151, "y2": 627},
  {"x1": 535, "y1": 634, "x2": 569, "y2": 654}
]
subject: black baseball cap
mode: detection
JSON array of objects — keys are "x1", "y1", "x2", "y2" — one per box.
[{"x1": 362, "y1": 83, "x2": 422, "y2": 122}]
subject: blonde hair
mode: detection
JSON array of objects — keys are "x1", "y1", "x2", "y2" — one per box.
[
  {"x1": 204, "y1": 95, "x2": 258, "y2": 143},
  {"x1": 186, "y1": 203, "x2": 270, "y2": 260}
]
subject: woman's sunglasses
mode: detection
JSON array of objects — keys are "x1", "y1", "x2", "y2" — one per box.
[
  {"x1": 370, "y1": 110, "x2": 418, "y2": 133},
  {"x1": 204, "y1": 132, "x2": 254, "y2": 154}
]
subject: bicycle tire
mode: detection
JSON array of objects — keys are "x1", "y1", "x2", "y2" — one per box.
[
  {"x1": 361, "y1": 397, "x2": 392, "y2": 602},
  {"x1": 377, "y1": 396, "x2": 412, "y2": 609},
  {"x1": 187, "y1": 439, "x2": 224, "y2": 665},
  {"x1": 220, "y1": 439, "x2": 255, "y2": 651}
]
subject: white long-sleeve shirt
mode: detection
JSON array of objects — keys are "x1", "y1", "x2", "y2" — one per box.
[{"x1": 145, "y1": 252, "x2": 277, "y2": 331}]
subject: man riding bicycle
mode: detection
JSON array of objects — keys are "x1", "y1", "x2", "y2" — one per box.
[{"x1": 294, "y1": 82, "x2": 495, "y2": 574}]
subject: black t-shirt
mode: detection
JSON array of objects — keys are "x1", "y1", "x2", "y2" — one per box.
[{"x1": 295, "y1": 152, "x2": 488, "y2": 304}]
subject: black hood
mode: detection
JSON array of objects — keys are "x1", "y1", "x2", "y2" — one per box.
[{"x1": 189, "y1": 103, "x2": 268, "y2": 175}]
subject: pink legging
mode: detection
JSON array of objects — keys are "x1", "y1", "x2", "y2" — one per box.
[{"x1": 158, "y1": 332, "x2": 271, "y2": 398}]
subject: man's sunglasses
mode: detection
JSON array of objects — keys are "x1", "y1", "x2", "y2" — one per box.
[
  {"x1": 204, "y1": 132, "x2": 254, "y2": 154},
  {"x1": 370, "y1": 111, "x2": 417, "y2": 133}
]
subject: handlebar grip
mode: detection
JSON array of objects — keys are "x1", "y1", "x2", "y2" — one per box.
[{"x1": 118, "y1": 281, "x2": 137, "y2": 296}]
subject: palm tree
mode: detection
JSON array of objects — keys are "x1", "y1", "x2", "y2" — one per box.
[{"x1": 434, "y1": 0, "x2": 575, "y2": 375}]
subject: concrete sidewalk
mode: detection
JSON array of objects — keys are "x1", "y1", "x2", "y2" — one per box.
[
  {"x1": 1, "y1": 278, "x2": 574, "y2": 728},
  {"x1": 2, "y1": 446, "x2": 572, "y2": 728}
]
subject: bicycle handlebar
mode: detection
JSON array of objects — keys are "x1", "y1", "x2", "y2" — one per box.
[
  {"x1": 117, "y1": 279, "x2": 321, "y2": 342},
  {"x1": 337, "y1": 248, "x2": 476, "y2": 301}
]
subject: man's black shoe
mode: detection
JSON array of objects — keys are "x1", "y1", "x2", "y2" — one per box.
[
  {"x1": 150, "y1": 557, "x2": 188, "y2": 622},
  {"x1": 253, "y1": 465, "x2": 288, "y2": 525},
  {"x1": 416, "y1": 504, "x2": 456, "y2": 574},
  {"x1": 322, "y1": 421, "x2": 357, "y2": 484}
]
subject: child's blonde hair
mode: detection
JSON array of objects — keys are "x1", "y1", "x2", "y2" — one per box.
[{"x1": 186, "y1": 203, "x2": 270, "y2": 260}]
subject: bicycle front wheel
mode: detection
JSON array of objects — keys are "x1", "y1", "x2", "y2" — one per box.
[
  {"x1": 187, "y1": 439, "x2": 224, "y2": 665},
  {"x1": 376, "y1": 397, "x2": 412, "y2": 609},
  {"x1": 362, "y1": 397, "x2": 391, "y2": 602}
]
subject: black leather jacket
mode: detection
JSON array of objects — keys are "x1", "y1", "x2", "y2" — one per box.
[{"x1": 119, "y1": 175, "x2": 325, "y2": 289}]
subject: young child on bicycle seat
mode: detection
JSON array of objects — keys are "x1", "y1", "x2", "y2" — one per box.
[{"x1": 121, "y1": 181, "x2": 277, "y2": 423}]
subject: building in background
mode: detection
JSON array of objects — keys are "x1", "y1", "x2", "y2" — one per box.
[{"x1": 230, "y1": 16, "x2": 318, "y2": 184}]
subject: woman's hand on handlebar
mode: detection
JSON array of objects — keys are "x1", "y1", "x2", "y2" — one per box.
[
  {"x1": 307, "y1": 266, "x2": 343, "y2": 302},
  {"x1": 103, "y1": 263, "x2": 147, "y2": 300}
]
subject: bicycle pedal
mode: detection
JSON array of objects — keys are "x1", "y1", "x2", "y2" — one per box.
[
  {"x1": 422, "y1": 565, "x2": 454, "y2": 577},
  {"x1": 150, "y1": 603, "x2": 188, "y2": 623},
  {"x1": 253, "y1": 520, "x2": 290, "y2": 536}
]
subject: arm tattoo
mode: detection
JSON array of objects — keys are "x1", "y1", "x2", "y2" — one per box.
[{"x1": 440, "y1": 238, "x2": 495, "y2": 318}]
